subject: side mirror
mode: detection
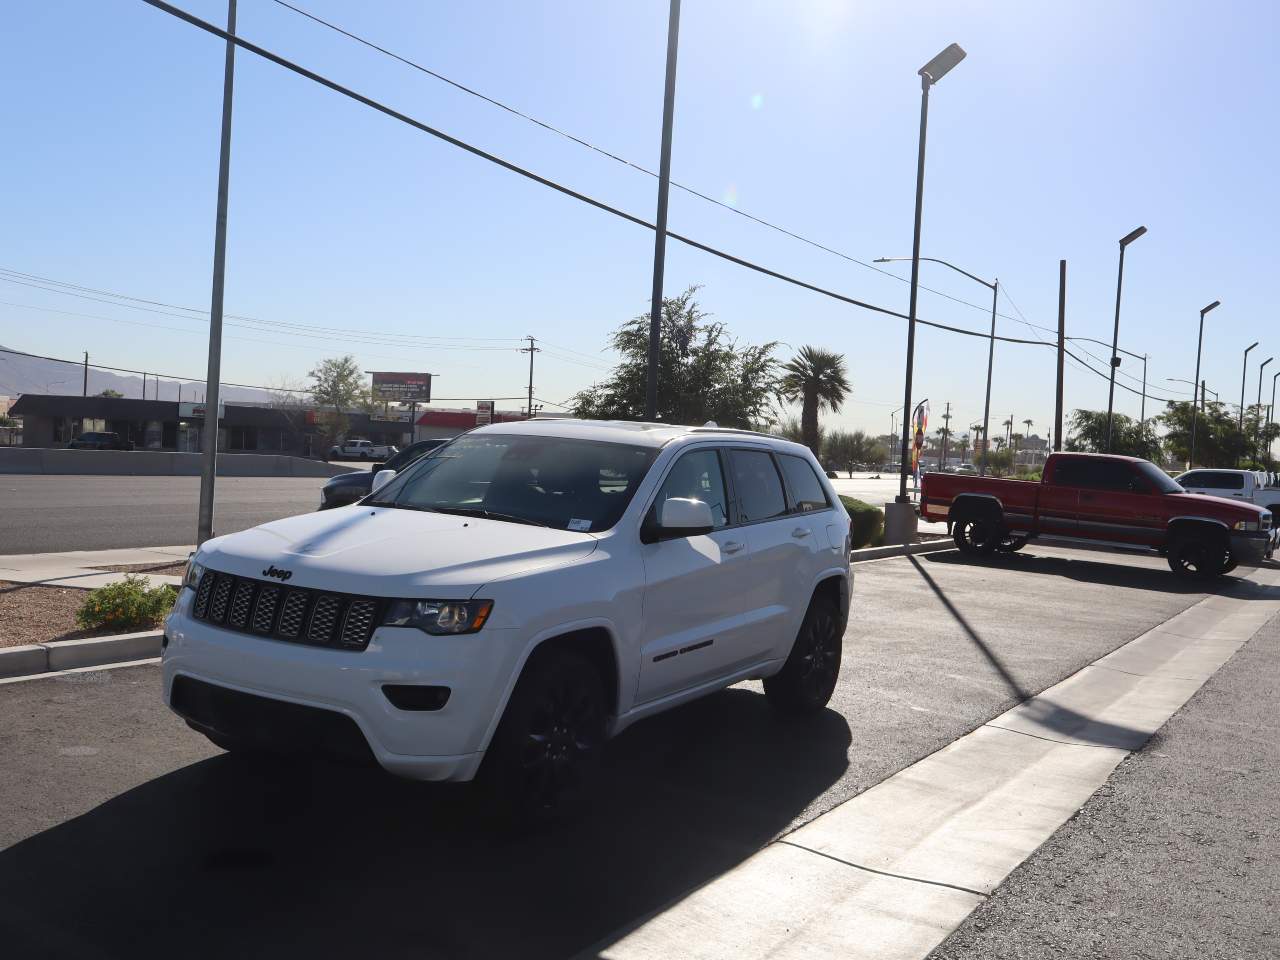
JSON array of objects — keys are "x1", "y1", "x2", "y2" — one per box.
[
  {"x1": 657, "y1": 497, "x2": 715, "y2": 538},
  {"x1": 372, "y1": 469, "x2": 396, "y2": 493}
]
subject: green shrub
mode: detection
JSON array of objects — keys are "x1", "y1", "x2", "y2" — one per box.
[
  {"x1": 76, "y1": 574, "x2": 178, "y2": 632},
  {"x1": 839, "y1": 495, "x2": 885, "y2": 549}
]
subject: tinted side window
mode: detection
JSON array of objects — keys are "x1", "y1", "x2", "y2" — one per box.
[
  {"x1": 1185, "y1": 471, "x2": 1244, "y2": 490},
  {"x1": 653, "y1": 449, "x2": 729, "y2": 529},
  {"x1": 729, "y1": 450, "x2": 788, "y2": 522},
  {"x1": 778, "y1": 454, "x2": 830, "y2": 512},
  {"x1": 1062, "y1": 459, "x2": 1137, "y2": 491}
]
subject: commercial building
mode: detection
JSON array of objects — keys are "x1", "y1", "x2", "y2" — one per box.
[{"x1": 9, "y1": 394, "x2": 528, "y2": 455}]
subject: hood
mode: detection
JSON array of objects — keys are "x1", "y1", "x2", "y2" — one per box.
[
  {"x1": 198, "y1": 506, "x2": 597, "y2": 597},
  {"x1": 1170, "y1": 491, "x2": 1269, "y2": 520}
]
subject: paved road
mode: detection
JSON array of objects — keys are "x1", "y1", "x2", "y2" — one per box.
[
  {"x1": 932, "y1": 609, "x2": 1280, "y2": 960},
  {"x1": 0, "y1": 544, "x2": 1235, "y2": 959},
  {"x1": 0, "y1": 475, "x2": 329, "y2": 553}
]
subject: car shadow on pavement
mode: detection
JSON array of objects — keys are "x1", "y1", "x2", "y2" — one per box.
[
  {"x1": 923, "y1": 549, "x2": 1212, "y2": 595},
  {"x1": 0, "y1": 689, "x2": 850, "y2": 960}
]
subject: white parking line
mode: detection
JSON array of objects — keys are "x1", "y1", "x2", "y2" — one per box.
[{"x1": 595, "y1": 566, "x2": 1280, "y2": 960}]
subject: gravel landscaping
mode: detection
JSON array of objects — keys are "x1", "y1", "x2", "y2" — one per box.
[{"x1": 0, "y1": 581, "x2": 106, "y2": 648}]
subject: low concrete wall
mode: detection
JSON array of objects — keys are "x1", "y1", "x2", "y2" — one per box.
[{"x1": 0, "y1": 448, "x2": 355, "y2": 478}]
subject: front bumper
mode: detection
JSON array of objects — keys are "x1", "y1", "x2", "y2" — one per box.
[
  {"x1": 1229, "y1": 531, "x2": 1270, "y2": 567},
  {"x1": 162, "y1": 591, "x2": 521, "y2": 781}
]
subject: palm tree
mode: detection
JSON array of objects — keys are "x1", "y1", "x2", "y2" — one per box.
[{"x1": 779, "y1": 346, "x2": 851, "y2": 457}]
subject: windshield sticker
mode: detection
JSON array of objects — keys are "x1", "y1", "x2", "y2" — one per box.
[{"x1": 567, "y1": 518, "x2": 592, "y2": 532}]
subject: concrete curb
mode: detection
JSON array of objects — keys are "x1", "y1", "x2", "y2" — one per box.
[
  {"x1": 850, "y1": 540, "x2": 955, "y2": 563},
  {"x1": 0, "y1": 630, "x2": 162, "y2": 679}
]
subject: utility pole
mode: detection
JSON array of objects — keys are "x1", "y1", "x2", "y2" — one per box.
[
  {"x1": 1055, "y1": 260, "x2": 1065, "y2": 452},
  {"x1": 521, "y1": 336, "x2": 540, "y2": 419},
  {"x1": 197, "y1": 0, "x2": 237, "y2": 546},
  {"x1": 644, "y1": 0, "x2": 682, "y2": 422},
  {"x1": 82, "y1": 352, "x2": 88, "y2": 397},
  {"x1": 940, "y1": 402, "x2": 951, "y2": 469}
]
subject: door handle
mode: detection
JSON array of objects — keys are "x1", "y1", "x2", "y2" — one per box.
[
  {"x1": 723, "y1": 540, "x2": 746, "y2": 555},
  {"x1": 791, "y1": 527, "x2": 811, "y2": 539}
]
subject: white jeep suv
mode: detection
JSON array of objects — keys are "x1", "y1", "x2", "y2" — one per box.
[{"x1": 164, "y1": 419, "x2": 852, "y2": 816}]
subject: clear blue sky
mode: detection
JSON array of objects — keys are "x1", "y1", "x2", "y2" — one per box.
[{"x1": 3, "y1": 0, "x2": 1278, "y2": 438}]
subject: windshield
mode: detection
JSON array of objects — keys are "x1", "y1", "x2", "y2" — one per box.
[
  {"x1": 1135, "y1": 461, "x2": 1183, "y2": 494},
  {"x1": 367, "y1": 433, "x2": 658, "y2": 531}
]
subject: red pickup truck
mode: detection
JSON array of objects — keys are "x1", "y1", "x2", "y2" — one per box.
[{"x1": 921, "y1": 452, "x2": 1274, "y2": 579}]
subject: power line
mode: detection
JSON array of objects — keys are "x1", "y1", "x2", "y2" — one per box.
[
  {"x1": 136, "y1": 0, "x2": 1057, "y2": 349},
  {"x1": 266, "y1": 0, "x2": 1048, "y2": 326}
]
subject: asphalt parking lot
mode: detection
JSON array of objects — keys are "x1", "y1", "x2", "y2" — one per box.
[
  {"x1": 0, "y1": 475, "x2": 332, "y2": 553},
  {"x1": 0, "y1": 544, "x2": 1232, "y2": 959}
]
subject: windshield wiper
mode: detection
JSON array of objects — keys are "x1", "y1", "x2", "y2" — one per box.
[{"x1": 428, "y1": 506, "x2": 551, "y2": 527}]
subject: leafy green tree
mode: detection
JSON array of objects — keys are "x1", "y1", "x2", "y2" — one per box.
[
  {"x1": 1065, "y1": 409, "x2": 1162, "y2": 462},
  {"x1": 779, "y1": 346, "x2": 851, "y2": 458},
  {"x1": 571, "y1": 287, "x2": 779, "y2": 428},
  {"x1": 97, "y1": 388, "x2": 123, "y2": 398},
  {"x1": 1159, "y1": 400, "x2": 1278, "y2": 468},
  {"x1": 309, "y1": 355, "x2": 364, "y2": 449}
]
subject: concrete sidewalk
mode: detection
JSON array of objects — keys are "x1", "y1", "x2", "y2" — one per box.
[{"x1": 0, "y1": 545, "x2": 192, "y2": 590}]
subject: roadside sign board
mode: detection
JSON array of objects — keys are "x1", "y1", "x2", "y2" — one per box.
[
  {"x1": 370, "y1": 372, "x2": 432, "y2": 402},
  {"x1": 476, "y1": 400, "x2": 494, "y2": 425},
  {"x1": 372, "y1": 409, "x2": 413, "y2": 423},
  {"x1": 178, "y1": 401, "x2": 225, "y2": 420}
]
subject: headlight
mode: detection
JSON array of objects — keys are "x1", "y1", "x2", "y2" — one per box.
[
  {"x1": 382, "y1": 599, "x2": 493, "y2": 635},
  {"x1": 182, "y1": 558, "x2": 206, "y2": 591}
]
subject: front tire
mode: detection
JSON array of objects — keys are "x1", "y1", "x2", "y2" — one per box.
[
  {"x1": 479, "y1": 649, "x2": 607, "y2": 824},
  {"x1": 764, "y1": 594, "x2": 842, "y2": 716},
  {"x1": 1167, "y1": 536, "x2": 1226, "y2": 579}
]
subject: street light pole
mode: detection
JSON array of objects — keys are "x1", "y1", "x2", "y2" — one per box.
[
  {"x1": 1239, "y1": 341, "x2": 1258, "y2": 466},
  {"x1": 1270, "y1": 370, "x2": 1279, "y2": 466},
  {"x1": 890, "y1": 44, "x2": 964, "y2": 527},
  {"x1": 1105, "y1": 226, "x2": 1147, "y2": 452},
  {"x1": 1190, "y1": 300, "x2": 1220, "y2": 467},
  {"x1": 1257, "y1": 356, "x2": 1273, "y2": 463}
]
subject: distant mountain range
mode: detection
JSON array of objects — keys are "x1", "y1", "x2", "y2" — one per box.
[{"x1": 0, "y1": 346, "x2": 276, "y2": 404}]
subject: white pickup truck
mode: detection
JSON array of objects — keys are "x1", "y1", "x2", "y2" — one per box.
[
  {"x1": 1176, "y1": 468, "x2": 1280, "y2": 555},
  {"x1": 328, "y1": 438, "x2": 397, "y2": 460}
]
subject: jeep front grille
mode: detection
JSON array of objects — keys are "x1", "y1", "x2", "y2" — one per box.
[{"x1": 189, "y1": 570, "x2": 383, "y2": 651}]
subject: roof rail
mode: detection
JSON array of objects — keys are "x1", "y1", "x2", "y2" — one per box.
[{"x1": 687, "y1": 426, "x2": 778, "y2": 439}]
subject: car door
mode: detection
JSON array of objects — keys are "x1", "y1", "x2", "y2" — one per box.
[
  {"x1": 725, "y1": 447, "x2": 810, "y2": 663},
  {"x1": 636, "y1": 446, "x2": 756, "y2": 703},
  {"x1": 1038, "y1": 458, "x2": 1083, "y2": 535},
  {"x1": 1073, "y1": 458, "x2": 1164, "y2": 546}
]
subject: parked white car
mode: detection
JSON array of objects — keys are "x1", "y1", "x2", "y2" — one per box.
[
  {"x1": 164, "y1": 420, "x2": 853, "y2": 818},
  {"x1": 329, "y1": 438, "x2": 397, "y2": 460},
  {"x1": 1176, "y1": 468, "x2": 1280, "y2": 556}
]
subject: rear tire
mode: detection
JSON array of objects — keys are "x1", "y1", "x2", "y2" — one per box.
[
  {"x1": 953, "y1": 516, "x2": 1001, "y2": 556},
  {"x1": 764, "y1": 593, "x2": 842, "y2": 716},
  {"x1": 479, "y1": 649, "x2": 607, "y2": 824},
  {"x1": 1167, "y1": 535, "x2": 1226, "y2": 579}
]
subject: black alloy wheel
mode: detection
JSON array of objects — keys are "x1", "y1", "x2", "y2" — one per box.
[
  {"x1": 1167, "y1": 536, "x2": 1226, "y2": 579},
  {"x1": 953, "y1": 517, "x2": 1000, "y2": 556},
  {"x1": 481, "y1": 651, "x2": 606, "y2": 823},
  {"x1": 764, "y1": 595, "x2": 842, "y2": 715}
]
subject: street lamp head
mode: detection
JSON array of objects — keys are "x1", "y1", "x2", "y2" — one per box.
[
  {"x1": 1119, "y1": 226, "x2": 1148, "y2": 247},
  {"x1": 873, "y1": 257, "x2": 892, "y2": 263},
  {"x1": 1201, "y1": 300, "x2": 1221, "y2": 315},
  {"x1": 1263, "y1": 357, "x2": 1275, "y2": 369},
  {"x1": 919, "y1": 43, "x2": 966, "y2": 84},
  {"x1": 1246, "y1": 342, "x2": 1260, "y2": 353}
]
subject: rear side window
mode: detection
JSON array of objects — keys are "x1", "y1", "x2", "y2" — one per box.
[
  {"x1": 729, "y1": 450, "x2": 788, "y2": 522},
  {"x1": 778, "y1": 454, "x2": 830, "y2": 512},
  {"x1": 1054, "y1": 458, "x2": 1136, "y2": 491}
]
